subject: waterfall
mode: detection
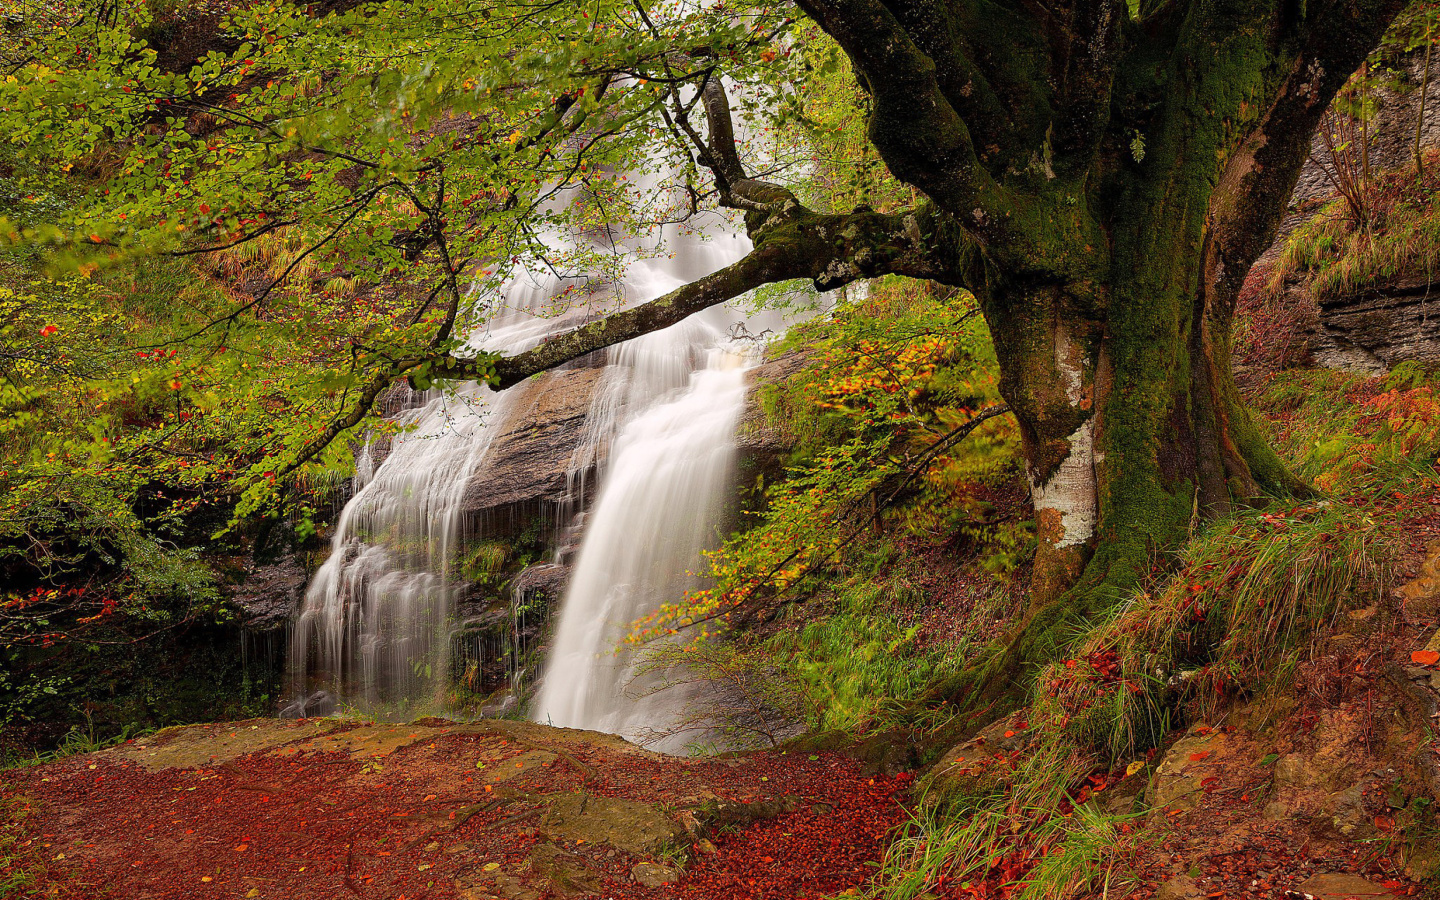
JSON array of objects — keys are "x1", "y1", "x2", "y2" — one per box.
[
  {"x1": 287, "y1": 184, "x2": 761, "y2": 727},
  {"x1": 286, "y1": 287, "x2": 577, "y2": 715},
  {"x1": 531, "y1": 325, "x2": 753, "y2": 750},
  {"x1": 287, "y1": 95, "x2": 789, "y2": 740}
]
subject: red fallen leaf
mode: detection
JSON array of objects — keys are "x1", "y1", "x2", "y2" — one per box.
[
  {"x1": 1188, "y1": 751, "x2": 1211, "y2": 762},
  {"x1": 1003, "y1": 731, "x2": 1015, "y2": 738},
  {"x1": 1412, "y1": 650, "x2": 1440, "y2": 666}
]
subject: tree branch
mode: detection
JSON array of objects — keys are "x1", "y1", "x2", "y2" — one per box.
[
  {"x1": 440, "y1": 204, "x2": 966, "y2": 389},
  {"x1": 793, "y1": 0, "x2": 1000, "y2": 224}
]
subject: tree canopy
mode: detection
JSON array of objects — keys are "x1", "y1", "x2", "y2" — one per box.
[{"x1": 0, "y1": 0, "x2": 1412, "y2": 646}]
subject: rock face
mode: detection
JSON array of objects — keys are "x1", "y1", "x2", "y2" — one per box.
[
  {"x1": 229, "y1": 551, "x2": 308, "y2": 633},
  {"x1": 462, "y1": 365, "x2": 610, "y2": 537},
  {"x1": 457, "y1": 346, "x2": 805, "y2": 539},
  {"x1": 1264, "y1": 52, "x2": 1440, "y2": 374},
  {"x1": 1147, "y1": 727, "x2": 1236, "y2": 812},
  {"x1": 455, "y1": 562, "x2": 571, "y2": 700},
  {"x1": 1291, "y1": 53, "x2": 1440, "y2": 210},
  {"x1": 273, "y1": 343, "x2": 805, "y2": 707},
  {"x1": 1305, "y1": 276, "x2": 1440, "y2": 374},
  {"x1": 735, "y1": 348, "x2": 808, "y2": 480}
]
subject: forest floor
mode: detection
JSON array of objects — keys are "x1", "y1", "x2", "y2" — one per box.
[{"x1": 0, "y1": 717, "x2": 909, "y2": 899}]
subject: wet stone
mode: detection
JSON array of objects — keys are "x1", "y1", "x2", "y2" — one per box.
[{"x1": 630, "y1": 861, "x2": 681, "y2": 888}]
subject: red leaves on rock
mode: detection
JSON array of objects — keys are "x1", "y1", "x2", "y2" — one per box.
[{"x1": 2, "y1": 725, "x2": 909, "y2": 900}]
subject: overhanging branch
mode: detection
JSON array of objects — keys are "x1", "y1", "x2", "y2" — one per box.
[{"x1": 436, "y1": 203, "x2": 967, "y2": 389}]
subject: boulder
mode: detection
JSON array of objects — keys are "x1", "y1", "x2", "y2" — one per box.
[
  {"x1": 1399, "y1": 542, "x2": 1440, "y2": 616},
  {"x1": 511, "y1": 562, "x2": 569, "y2": 606},
  {"x1": 630, "y1": 861, "x2": 681, "y2": 888},
  {"x1": 1148, "y1": 727, "x2": 1233, "y2": 812},
  {"x1": 1154, "y1": 875, "x2": 1207, "y2": 900},
  {"x1": 537, "y1": 792, "x2": 688, "y2": 858},
  {"x1": 1293, "y1": 873, "x2": 1400, "y2": 900},
  {"x1": 929, "y1": 717, "x2": 1038, "y2": 797}
]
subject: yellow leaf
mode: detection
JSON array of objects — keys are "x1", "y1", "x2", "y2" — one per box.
[{"x1": 1125, "y1": 760, "x2": 1145, "y2": 777}]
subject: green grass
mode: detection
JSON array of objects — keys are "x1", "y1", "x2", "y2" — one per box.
[
  {"x1": 1062, "y1": 499, "x2": 1385, "y2": 761},
  {"x1": 1267, "y1": 152, "x2": 1440, "y2": 305},
  {"x1": 879, "y1": 729, "x2": 1148, "y2": 900},
  {"x1": 765, "y1": 580, "x2": 960, "y2": 733},
  {"x1": 755, "y1": 536, "x2": 1010, "y2": 736},
  {"x1": 1, "y1": 796, "x2": 45, "y2": 898},
  {"x1": 871, "y1": 360, "x2": 1436, "y2": 898},
  {"x1": 1, "y1": 721, "x2": 151, "y2": 772}
]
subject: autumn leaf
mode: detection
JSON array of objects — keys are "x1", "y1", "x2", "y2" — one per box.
[{"x1": 1412, "y1": 649, "x2": 1440, "y2": 666}]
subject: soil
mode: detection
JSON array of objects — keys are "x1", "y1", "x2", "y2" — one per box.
[{"x1": 1, "y1": 718, "x2": 908, "y2": 900}]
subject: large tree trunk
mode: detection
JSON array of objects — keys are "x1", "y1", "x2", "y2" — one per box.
[{"x1": 981, "y1": 204, "x2": 1314, "y2": 647}]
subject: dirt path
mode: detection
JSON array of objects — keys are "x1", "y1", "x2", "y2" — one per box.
[{"x1": 1, "y1": 718, "x2": 908, "y2": 899}]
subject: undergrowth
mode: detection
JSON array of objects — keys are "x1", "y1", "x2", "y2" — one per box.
[
  {"x1": 1, "y1": 720, "x2": 151, "y2": 772},
  {"x1": 0, "y1": 794, "x2": 103, "y2": 899},
  {"x1": 0, "y1": 796, "x2": 39, "y2": 898},
  {"x1": 641, "y1": 278, "x2": 1024, "y2": 742},
  {"x1": 870, "y1": 359, "x2": 1437, "y2": 898},
  {"x1": 759, "y1": 541, "x2": 1005, "y2": 735},
  {"x1": 1236, "y1": 148, "x2": 1440, "y2": 384}
]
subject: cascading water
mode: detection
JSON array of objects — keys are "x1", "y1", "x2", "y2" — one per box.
[
  {"x1": 287, "y1": 180, "x2": 762, "y2": 727},
  {"x1": 530, "y1": 337, "x2": 751, "y2": 749},
  {"x1": 286, "y1": 270, "x2": 587, "y2": 714},
  {"x1": 528, "y1": 210, "x2": 762, "y2": 749},
  {"x1": 289, "y1": 83, "x2": 787, "y2": 741}
]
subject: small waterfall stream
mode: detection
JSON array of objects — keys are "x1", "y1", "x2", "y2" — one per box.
[
  {"x1": 531, "y1": 325, "x2": 752, "y2": 749},
  {"x1": 287, "y1": 286, "x2": 583, "y2": 714},
  {"x1": 287, "y1": 174, "x2": 765, "y2": 740}
]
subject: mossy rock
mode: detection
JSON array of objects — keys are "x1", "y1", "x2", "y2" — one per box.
[{"x1": 537, "y1": 792, "x2": 686, "y2": 858}]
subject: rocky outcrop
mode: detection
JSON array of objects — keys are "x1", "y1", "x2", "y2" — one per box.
[
  {"x1": 461, "y1": 365, "x2": 608, "y2": 536},
  {"x1": 457, "y1": 347, "x2": 806, "y2": 539},
  {"x1": 1291, "y1": 53, "x2": 1440, "y2": 211},
  {"x1": 229, "y1": 552, "x2": 308, "y2": 632},
  {"x1": 735, "y1": 348, "x2": 808, "y2": 481},
  {"x1": 1304, "y1": 276, "x2": 1440, "y2": 374},
  {"x1": 455, "y1": 562, "x2": 570, "y2": 700},
  {"x1": 1255, "y1": 52, "x2": 1440, "y2": 375}
]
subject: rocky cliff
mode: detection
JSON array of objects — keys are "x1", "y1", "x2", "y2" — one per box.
[{"x1": 1252, "y1": 50, "x2": 1440, "y2": 376}]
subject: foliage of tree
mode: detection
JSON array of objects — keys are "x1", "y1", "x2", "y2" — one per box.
[{"x1": 0, "y1": 0, "x2": 1418, "y2": 688}]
